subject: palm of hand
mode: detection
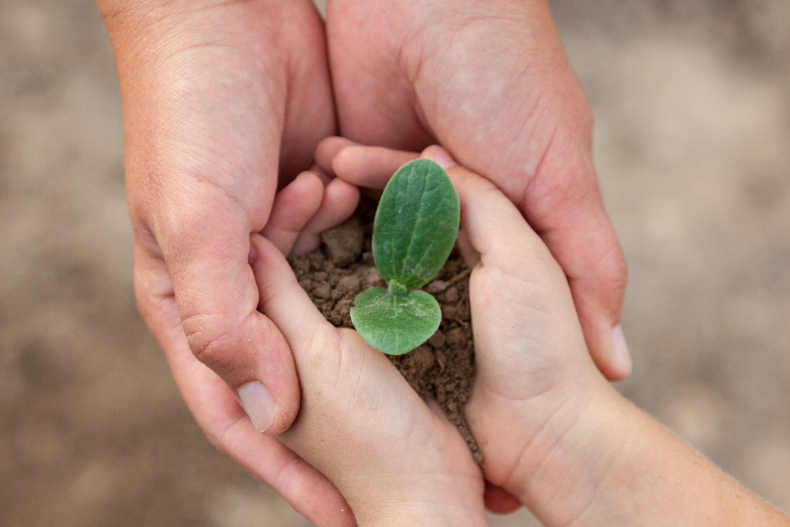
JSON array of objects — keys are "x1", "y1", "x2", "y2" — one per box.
[
  {"x1": 127, "y1": 1, "x2": 334, "y2": 242},
  {"x1": 326, "y1": 0, "x2": 590, "y2": 204}
]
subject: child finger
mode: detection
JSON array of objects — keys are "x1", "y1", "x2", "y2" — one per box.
[
  {"x1": 307, "y1": 163, "x2": 334, "y2": 186},
  {"x1": 332, "y1": 145, "x2": 419, "y2": 189},
  {"x1": 314, "y1": 136, "x2": 359, "y2": 177},
  {"x1": 290, "y1": 177, "x2": 361, "y2": 257},
  {"x1": 261, "y1": 171, "x2": 324, "y2": 256},
  {"x1": 250, "y1": 234, "x2": 330, "y2": 345},
  {"x1": 455, "y1": 228, "x2": 481, "y2": 269},
  {"x1": 484, "y1": 482, "x2": 523, "y2": 514}
]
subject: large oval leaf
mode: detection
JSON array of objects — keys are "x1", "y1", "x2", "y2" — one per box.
[
  {"x1": 350, "y1": 287, "x2": 442, "y2": 355},
  {"x1": 372, "y1": 159, "x2": 460, "y2": 290}
]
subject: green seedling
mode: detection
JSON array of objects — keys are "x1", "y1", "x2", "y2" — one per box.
[{"x1": 350, "y1": 158, "x2": 460, "y2": 355}]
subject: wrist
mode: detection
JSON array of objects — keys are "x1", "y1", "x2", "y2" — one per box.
[
  {"x1": 469, "y1": 363, "x2": 622, "y2": 526},
  {"x1": 96, "y1": 0, "x2": 292, "y2": 59},
  {"x1": 506, "y1": 381, "x2": 780, "y2": 526},
  {"x1": 504, "y1": 381, "x2": 627, "y2": 525},
  {"x1": 355, "y1": 495, "x2": 487, "y2": 527},
  {"x1": 340, "y1": 449, "x2": 487, "y2": 527},
  {"x1": 360, "y1": 503, "x2": 485, "y2": 527}
]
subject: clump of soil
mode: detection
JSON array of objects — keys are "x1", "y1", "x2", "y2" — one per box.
[{"x1": 289, "y1": 199, "x2": 481, "y2": 463}]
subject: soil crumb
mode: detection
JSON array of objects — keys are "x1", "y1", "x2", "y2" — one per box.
[{"x1": 290, "y1": 199, "x2": 481, "y2": 463}]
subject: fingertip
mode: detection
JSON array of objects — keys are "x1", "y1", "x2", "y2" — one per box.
[
  {"x1": 578, "y1": 310, "x2": 632, "y2": 381},
  {"x1": 315, "y1": 136, "x2": 359, "y2": 176},
  {"x1": 238, "y1": 381, "x2": 278, "y2": 433},
  {"x1": 330, "y1": 146, "x2": 365, "y2": 184},
  {"x1": 483, "y1": 482, "x2": 522, "y2": 514},
  {"x1": 564, "y1": 225, "x2": 629, "y2": 381},
  {"x1": 262, "y1": 171, "x2": 324, "y2": 255},
  {"x1": 603, "y1": 324, "x2": 632, "y2": 381},
  {"x1": 294, "y1": 170, "x2": 326, "y2": 198},
  {"x1": 241, "y1": 307, "x2": 301, "y2": 435},
  {"x1": 288, "y1": 177, "x2": 361, "y2": 257},
  {"x1": 324, "y1": 176, "x2": 361, "y2": 216},
  {"x1": 271, "y1": 170, "x2": 325, "y2": 228},
  {"x1": 421, "y1": 145, "x2": 457, "y2": 169}
]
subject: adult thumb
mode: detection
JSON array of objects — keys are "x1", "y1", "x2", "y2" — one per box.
[{"x1": 135, "y1": 217, "x2": 299, "y2": 435}]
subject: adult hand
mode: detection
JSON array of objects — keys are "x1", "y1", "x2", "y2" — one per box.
[
  {"x1": 325, "y1": 0, "x2": 630, "y2": 383},
  {"x1": 96, "y1": 1, "x2": 353, "y2": 524}
]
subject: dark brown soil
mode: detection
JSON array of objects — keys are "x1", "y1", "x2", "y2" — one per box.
[{"x1": 290, "y1": 199, "x2": 481, "y2": 463}]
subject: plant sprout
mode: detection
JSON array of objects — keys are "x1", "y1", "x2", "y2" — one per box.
[{"x1": 350, "y1": 158, "x2": 460, "y2": 355}]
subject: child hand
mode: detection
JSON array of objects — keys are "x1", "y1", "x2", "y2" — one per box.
[
  {"x1": 435, "y1": 149, "x2": 612, "y2": 522},
  {"x1": 324, "y1": 139, "x2": 613, "y2": 518},
  {"x1": 249, "y1": 233, "x2": 486, "y2": 526},
  {"x1": 323, "y1": 139, "x2": 790, "y2": 527}
]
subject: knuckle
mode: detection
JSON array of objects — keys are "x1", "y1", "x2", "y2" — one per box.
[{"x1": 182, "y1": 313, "x2": 238, "y2": 373}]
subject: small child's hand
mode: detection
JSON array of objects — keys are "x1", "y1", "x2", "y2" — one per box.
[
  {"x1": 434, "y1": 149, "x2": 610, "y2": 516},
  {"x1": 249, "y1": 234, "x2": 486, "y2": 526},
  {"x1": 325, "y1": 138, "x2": 612, "y2": 517},
  {"x1": 324, "y1": 138, "x2": 790, "y2": 527}
]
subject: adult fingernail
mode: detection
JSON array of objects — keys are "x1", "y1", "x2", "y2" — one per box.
[
  {"x1": 611, "y1": 325, "x2": 632, "y2": 377},
  {"x1": 238, "y1": 381, "x2": 277, "y2": 433},
  {"x1": 431, "y1": 147, "x2": 457, "y2": 169}
]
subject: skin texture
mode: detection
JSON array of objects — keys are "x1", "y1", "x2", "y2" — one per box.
[{"x1": 326, "y1": 143, "x2": 790, "y2": 527}]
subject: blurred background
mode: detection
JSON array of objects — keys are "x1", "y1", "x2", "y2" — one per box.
[{"x1": 1, "y1": 0, "x2": 789, "y2": 525}]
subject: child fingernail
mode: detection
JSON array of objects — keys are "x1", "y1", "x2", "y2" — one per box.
[
  {"x1": 611, "y1": 325, "x2": 632, "y2": 377},
  {"x1": 238, "y1": 381, "x2": 277, "y2": 433},
  {"x1": 431, "y1": 147, "x2": 457, "y2": 169}
]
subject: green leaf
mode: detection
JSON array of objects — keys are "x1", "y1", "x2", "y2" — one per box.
[
  {"x1": 350, "y1": 287, "x2": 442, "y2": 355},
  {"x1": 372, "y1": 159, "x2": 460, "y2": 290}
]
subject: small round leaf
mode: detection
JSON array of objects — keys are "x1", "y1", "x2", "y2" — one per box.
[{"x1": 350, "y1": 287, "x2": 442, "y2": 355}]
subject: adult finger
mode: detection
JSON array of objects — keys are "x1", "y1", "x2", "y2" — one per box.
[
  {"x1": 524, "y1": 145, "x2": 631, "y2": 380},
  {"x1": 135, "y1": 214, "x2": 299, "y2": 434}
]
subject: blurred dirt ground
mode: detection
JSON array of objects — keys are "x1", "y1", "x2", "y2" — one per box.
[{"x1": 1, "y1": 0, "x2": 789, "y2": 525}]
